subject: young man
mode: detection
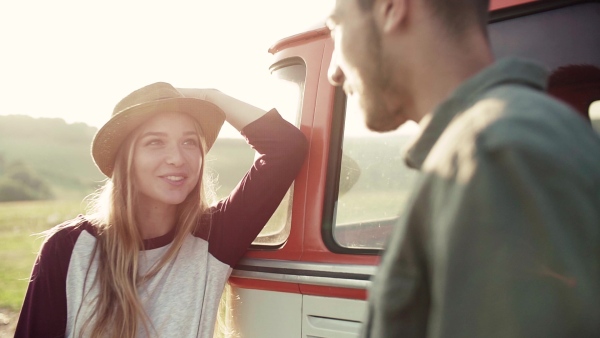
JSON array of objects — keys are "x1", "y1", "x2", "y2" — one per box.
[{"x1": 326, "y1": 0, "x2": 600, "y2": 337}]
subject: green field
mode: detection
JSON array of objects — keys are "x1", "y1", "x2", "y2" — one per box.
[{"x1": 0, "y1": 200, "x2": 86, "y2": 310}]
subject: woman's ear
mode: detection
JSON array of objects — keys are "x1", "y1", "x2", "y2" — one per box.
[{"x1": 375, "y1": 0, "x2": 408, "y2": 34}]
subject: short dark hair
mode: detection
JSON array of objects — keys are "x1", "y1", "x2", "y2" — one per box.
[{"x1": 357, "y1": 0, "x2": 490, "y2": 35}]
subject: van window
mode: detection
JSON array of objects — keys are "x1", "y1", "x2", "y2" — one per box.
[
  {"x1": 332, "y1": 97, "x2": 419, "y2": 250},
  {"x1": 253, "y1": 61, "x2": 305, "y2": 245},
  {"x1": 208, "y1": 60, "x2": 306, "y2": 246},
  {"x1": 327, "y1": 1, "x2": 600, "y2": 253}
]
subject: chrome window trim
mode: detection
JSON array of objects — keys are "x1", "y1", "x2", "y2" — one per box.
[{"x1": 232, "y1": 258, "x2": 376, "y2": 290}]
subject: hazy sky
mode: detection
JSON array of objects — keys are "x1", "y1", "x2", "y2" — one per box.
[{"x1": 0, "y1": 0, "x2": 334, "y2": 131}]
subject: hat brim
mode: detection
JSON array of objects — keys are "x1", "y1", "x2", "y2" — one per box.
[{"x1": 92, "y1": 97, "x2": 226, "y2": 177}]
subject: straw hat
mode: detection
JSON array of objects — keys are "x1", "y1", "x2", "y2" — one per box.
[{"x1": 92, "y1": 82, "x2": 226, "y2": 177}]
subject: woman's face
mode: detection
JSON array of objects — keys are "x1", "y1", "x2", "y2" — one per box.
[{"x1": 132, "y1": 112, "x2": 203, "y2": 209}]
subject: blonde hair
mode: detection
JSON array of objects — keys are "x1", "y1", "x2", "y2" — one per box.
[{"x1": 78, "y1": 114, "x2": 212, "y2": 337}]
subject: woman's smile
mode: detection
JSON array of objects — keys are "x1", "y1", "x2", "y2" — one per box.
[{"x1": 132, "y1": 112, "x2": 203, "y2": 208}]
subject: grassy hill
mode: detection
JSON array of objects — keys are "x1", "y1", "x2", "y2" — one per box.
[
  {"x1": 0, "y1": 115, "x2": 255, "y2": 201},
  {"x1": 0, "y1": 115, "x2": 104, "y2": 200}
]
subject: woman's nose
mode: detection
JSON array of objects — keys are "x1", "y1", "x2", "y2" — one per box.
[{"x1": 165, "y1": 145, "x2": 184, "y2": 166}]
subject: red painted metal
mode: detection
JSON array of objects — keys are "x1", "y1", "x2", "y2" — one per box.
[
  {"x1": 228, "y1": 277, "x2": 302, "y2": 294},
  {"x1": 268, "y1": 0, "x2": 540, "y2": 55},
  {"x1": 300, "y1": 284, "x2": 368, "y2": 300},
  {"x1": 232, "y1": 0, "x2": 544, "y2": 298},
  {"x1": 490, "y1": 0, "x2": 539, "y2": 10}
]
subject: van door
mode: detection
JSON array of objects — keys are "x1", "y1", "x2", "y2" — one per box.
[
  {"x1": 225, "y1": 26, "x2": 412, "y2": 337},
  {"x1": 224, "y1": 1, "x2": 600, "y2": 337}
]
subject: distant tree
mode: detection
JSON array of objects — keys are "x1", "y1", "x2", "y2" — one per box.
[
  {"x1": 0, "y1": 160, "x2": 54, "y2": 202},
  {"x1": 0, "y1": 116, "x2": 101, "y2": 200},
  {"x1": 0, "y1": 178, "x2": 38, "y2": 202},
  {"x1": 0, "y1": 153, "x2": 5, "y2": 175},
  {"x1": 0, "y1": 115, "x2": 97, "y2": 143}
]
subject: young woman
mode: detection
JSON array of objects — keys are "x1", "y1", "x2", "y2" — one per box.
[{"x1": 14, "y1": 82, "x2": 308, "y2": 337}]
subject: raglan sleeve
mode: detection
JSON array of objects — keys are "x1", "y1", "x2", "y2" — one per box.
[
  {"x1": 207, "y1": 109, "x2": 308, "y2": 266},
  {"x1": 14, "y1": 227, "x2": 74, "y2": 338}
]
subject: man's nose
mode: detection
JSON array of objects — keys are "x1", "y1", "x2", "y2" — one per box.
[{"x1": 328, "y1": 54, "x2": 345, "y2": 87}]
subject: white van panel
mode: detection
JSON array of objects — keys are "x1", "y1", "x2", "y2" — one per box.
[
  {"x1": 226, "y1": 287, "x2": 366, "y2": 338},
  {"x1": 227, "y1": 287, "x2": 302, "y2": 338},
  {"x1": 302, "y1": 295, "x2": 366, "y2": 338}
]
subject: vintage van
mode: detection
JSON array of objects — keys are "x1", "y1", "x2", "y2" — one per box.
[{"x1": 207, "y1": 0, "x2": 600, "y2": 336}]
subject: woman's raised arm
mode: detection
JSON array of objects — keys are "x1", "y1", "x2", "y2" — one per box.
[{"x1": 176, "y1": 88, "x2": 267, "y2": 131}]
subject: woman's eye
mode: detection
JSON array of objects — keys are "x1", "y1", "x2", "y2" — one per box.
[
  {"x1": 183, "y1": 138, "x2": 199, "y2": 146},
  {"x1": 145, "y1": 139, "x2": 163, "y2": 146}
]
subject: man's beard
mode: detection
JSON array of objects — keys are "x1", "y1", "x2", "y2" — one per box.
[{"x1": 358, "y1": 27, "x2": 405, "y2": 133}]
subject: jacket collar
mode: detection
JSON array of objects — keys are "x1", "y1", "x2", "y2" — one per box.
[{"x1": 404, "y1": 58, "x2": 548, "y2": 170}]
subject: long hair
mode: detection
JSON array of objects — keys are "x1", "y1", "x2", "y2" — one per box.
[{"x1": 79, "y1": 115, "x2": 211, "y2": 337}]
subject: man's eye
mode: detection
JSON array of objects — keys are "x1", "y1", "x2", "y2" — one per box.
[
  {"x1": 327, "y1": 26, "x2": 335, "y2": 38},
  {"x1": 326, "y1": 20, "x2": 337, "y2": 37}
]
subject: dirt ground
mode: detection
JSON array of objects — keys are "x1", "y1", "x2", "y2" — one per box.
[{"x1": 0, "y1": 308, "x2": 18, "y2": 338}]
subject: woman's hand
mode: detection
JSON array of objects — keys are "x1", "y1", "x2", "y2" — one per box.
[
  {"x1": 176, "y1": 87, "x2": 268, "y2": 131},
  {"x1": 176, "y1": 88, "x2": 220, "y2": 102}
]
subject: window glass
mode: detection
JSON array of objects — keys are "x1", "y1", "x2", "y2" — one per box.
[
  {"x1": 332, "y1": 98, "x2": 419, "y2": 250},
  {"x1": 330, "y1": 2, "x2": 600, "y2": 251},
  {"x1": 489, "y1": 3, "x2": 600, "y2": 71},
  {"x1": 207, "y1": 61, "x2": 305, "y2": 246}
]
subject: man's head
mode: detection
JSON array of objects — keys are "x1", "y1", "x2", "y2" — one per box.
[
  {"x1": 327, "y1": 0, "x2": 491, "y2": 131},
  {"x1": 356, "y1": 0, "x2": 489, "y2": 35}
]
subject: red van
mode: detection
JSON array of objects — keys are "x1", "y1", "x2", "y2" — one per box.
[{"x1": 207, "y1": 0, "x2": 600, "y2": 336}]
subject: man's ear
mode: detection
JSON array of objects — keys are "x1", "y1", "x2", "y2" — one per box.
[{"x1": 375, "y1": 0, "x2": 408, "y2": 33}]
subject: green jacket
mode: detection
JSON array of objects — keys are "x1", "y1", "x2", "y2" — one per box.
[{"x1": 362, "y1": 58, "x2": 600, "y2": 338}]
